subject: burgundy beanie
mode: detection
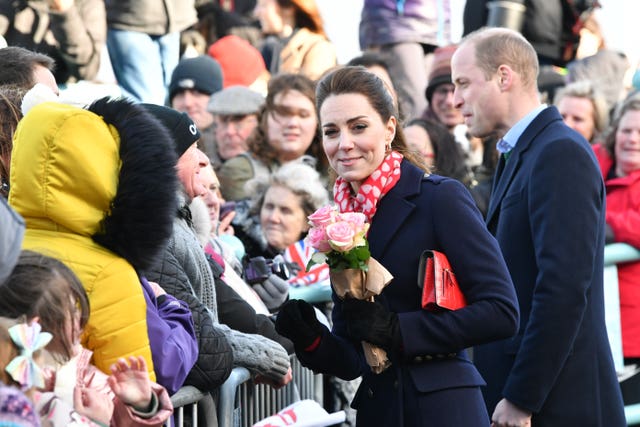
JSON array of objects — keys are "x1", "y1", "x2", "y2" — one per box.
[{"x1": 425, "y1": 45, "x2": 458, "y2": 104}]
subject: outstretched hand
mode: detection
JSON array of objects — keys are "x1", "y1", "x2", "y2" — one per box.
[
  {"x1": 254, "y1": 274, "x2": 289, "y2": 311},
  {"x1": 74, "y1": 386, "x2": 114, "y2": 426},
  {"x1": 254, "y1": 367, "x2": 293, "y2": 390},
  {"x1": 107, "y1": 356, "x2": 153, "y2": 411}
]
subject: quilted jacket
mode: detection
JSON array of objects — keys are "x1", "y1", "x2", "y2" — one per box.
[{"x1": 145, "y1": 212, "x2": 233, "y2": 390}]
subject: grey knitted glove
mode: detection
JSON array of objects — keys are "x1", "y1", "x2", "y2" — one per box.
[
  {"x1": 224, "y1": 327, "x2": 291, "y2": 382},
  {"x1": 253, "y1": 274, "x2": 289, "y2": 312}
]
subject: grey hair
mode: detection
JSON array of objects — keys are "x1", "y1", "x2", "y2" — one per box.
[{"x1": 246, "y1": 161, "x2": 329, "y2": 217}]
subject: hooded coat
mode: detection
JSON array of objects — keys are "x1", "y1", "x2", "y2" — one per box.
[
  {"x1": 9, "y1": 98, "x2": 198, "y2": 387},
  {"x1": 594, "y1": 144, "x2": 640, "y2": 358}
]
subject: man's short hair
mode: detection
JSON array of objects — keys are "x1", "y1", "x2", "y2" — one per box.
[
  {"x1": 462, "y1": 27, "x2": 539, "y2": 89},
  {"x1": 0, "y1": 47, "x2": 55, "y2": 90}
]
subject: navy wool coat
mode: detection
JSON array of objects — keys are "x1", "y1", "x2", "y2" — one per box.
[
  {"x1": 475, "y1": 106, "x2": 626, "y2": 426},
  {"x1": 297, "y1": 160, "x2": 519, "y2": 426}
]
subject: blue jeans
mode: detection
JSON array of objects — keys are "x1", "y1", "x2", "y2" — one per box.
[{"x1": 107, "y1": 29, "x2": 179, "y2": 104}]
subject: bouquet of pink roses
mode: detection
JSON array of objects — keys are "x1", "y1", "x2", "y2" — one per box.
[
  {"x1": 305, "y1": 205, "x2": 394, "y2": 373},
  {"x1": 306, "y1": 206, "x2": 371, "y2": 272}
]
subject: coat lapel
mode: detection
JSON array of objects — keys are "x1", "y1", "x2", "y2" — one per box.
[
  {"x1": 485, "y1": 107, "x2": 561, "y2": 226},
  {"x1": 486, "y1": 149, "x2": 521, "y2": 225},
  {"x1": 368, "y1": 161, "x2": 422, "y2": 259}
]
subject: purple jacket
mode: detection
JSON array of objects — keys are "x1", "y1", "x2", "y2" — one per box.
[
  {"x1": 359, "y1": 0, "x2": 451, "y2": 48},
  {"x1": 141, "y1": 276, "x2": 198, "y2": 395}
]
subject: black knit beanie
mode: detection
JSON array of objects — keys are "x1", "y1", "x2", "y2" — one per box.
[
  {"x1": 168, "y1": 55, "x2": 224, "y2": 102},
  {"x1": 141, "y1": 104, "x2": 201, "y2": 157}
]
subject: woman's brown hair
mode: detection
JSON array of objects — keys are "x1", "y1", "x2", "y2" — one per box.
[
  {"x1": 315, "y1": 66, "x2": 428, "y2": 172},
  {"x1": 0, "y1": 251, "x2": 90, "y2": 363},
  {"x1": 248, "y1": 73, "x2": 328, "y2": 173},
  {"x1": 0, "y1": 86, "x2": 26, "y2": 198},
  {"x1": 277, "y1": 0, "x2": 326, "y2": 36},
  {"x1": 601, "y1": 95, "x2": 640, "y2": 158}
]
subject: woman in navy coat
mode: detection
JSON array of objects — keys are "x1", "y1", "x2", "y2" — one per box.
[{"x1": 275, "y1": 66, "x2": 519, "y2": 426}]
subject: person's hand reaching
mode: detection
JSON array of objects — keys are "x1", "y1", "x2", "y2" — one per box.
[
  {"x1": 254, "y1": 274, "x2": 289, "y2": 311},
  {"x1": 218, "y1": 210, "x2": 236, "y2": 235},
  {"x1": 254, "y1": 367, "x2": 293, "y2": 390},
  {"x1": 74, "y1": 385, "x2": 114, "y2": 426},
  {"x1": 107, "y1": 356, "x2": 153, "y2": 412},
  {"x1": 147, "y1": 280, "x2": 166, "y2": 297}
]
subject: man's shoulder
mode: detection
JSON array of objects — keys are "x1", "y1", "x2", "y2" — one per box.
[{"x1": 530, "y1": 107, "x2": 589, "y2": 147}]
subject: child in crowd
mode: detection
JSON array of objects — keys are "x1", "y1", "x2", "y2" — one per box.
[
  {"x1": 0, "y1": 316, "x2": 112, "y2": 426},
  {"x1": 0, "y1": 250, "x2": 173, "y2": 426}
]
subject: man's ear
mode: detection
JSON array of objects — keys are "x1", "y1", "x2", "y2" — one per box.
[{"x1": 497, "y1": 65, "x2": 514, "y2": 91}]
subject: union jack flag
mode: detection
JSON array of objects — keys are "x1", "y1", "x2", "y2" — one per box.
[{"x1": 284, "y1": 239, "x2": 330, "y2": 288}]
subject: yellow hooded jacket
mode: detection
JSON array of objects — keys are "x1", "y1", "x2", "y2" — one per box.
[{"x1": 9, "y1": 101, "x2": 161, "y2": 379}]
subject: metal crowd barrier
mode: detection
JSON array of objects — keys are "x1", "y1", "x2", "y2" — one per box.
[
  {"x1": 166, "y1": 385, "x2": 210, "y2": 427},
  {"x1": 167, "y1": 355, "x2": 324, "y2": 427},
  {"x1": 603, "y1": 243, "x2": 640, "y2": 426},
  {"x1": 218, "y1": 356, "x2": 324, "y2": 427}
]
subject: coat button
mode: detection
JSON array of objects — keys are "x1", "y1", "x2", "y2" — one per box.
[
  {"x1": 393, "y1": 380, "x2": 399, "y2": 389},
  {"x1": 414, "y1": 356, "x2": 423, "y2": 363},
  {"x1": 367, "y1": 388, "x2": 374, "y2": 398},
  {"x1": 425, "y1": 355, "x2": 433, "y2": 361}
]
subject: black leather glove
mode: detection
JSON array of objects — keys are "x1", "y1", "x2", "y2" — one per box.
[
  {"x1": 275, "y1": 299, "x2": 324, "y2": 351},
  {"x1": 342, "y1": 298, "x2": 401, "y2": 353}
]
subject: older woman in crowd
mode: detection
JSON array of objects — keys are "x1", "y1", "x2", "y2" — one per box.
[
  {"x1": 593, "y1": 95, "x2": 640, "y2": 368},
  {"x1": 246, "y1": 162, "x2": 330, "y2": 289},
  {"x1": 554, "y1": 79, "x2": 609, "y2": 144}
]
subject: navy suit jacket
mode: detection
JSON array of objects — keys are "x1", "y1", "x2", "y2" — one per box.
[
  {"x1": 476, "y1": 106, "x2": 626, "y2": 425},
  {"x1": 297, "y1": 160, "x2": 519, "y2": 426}
]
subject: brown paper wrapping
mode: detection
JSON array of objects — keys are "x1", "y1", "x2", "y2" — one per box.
[{"x1": 330, "y1": 257, "x2": 394, "y2": 374}]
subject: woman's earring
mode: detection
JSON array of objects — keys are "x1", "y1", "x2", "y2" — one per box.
[{"x1": 385, "y1": 142, "x2": 392, "y2": 153}]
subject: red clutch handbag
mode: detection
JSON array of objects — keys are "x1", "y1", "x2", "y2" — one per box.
[{"x1": 417, "y1": 250, "x2": 467, "y2": 311}]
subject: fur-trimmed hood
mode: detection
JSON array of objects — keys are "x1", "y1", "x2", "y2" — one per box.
[{"x1": 9, "y1": 98, "x2": 178, "y2": 271}]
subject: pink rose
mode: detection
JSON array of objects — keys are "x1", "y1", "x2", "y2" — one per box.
[
  {"x1": 338, "y1": 212, "x2": 368, "y2": 235},
  {"x1": 306, "y1": 226, "x2": 331, "y2": 252},
  {"x1": 326, "y1": 221, "x2": 356, "y2": 252},
  {"x1": 308, "y1": 205, "x2": 336, "y2": 228}
]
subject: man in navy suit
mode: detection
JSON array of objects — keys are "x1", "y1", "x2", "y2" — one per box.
[{"x1": 451, "y1": 27, "x2": 625, "y2": 426}]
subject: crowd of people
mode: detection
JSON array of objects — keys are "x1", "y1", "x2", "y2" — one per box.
[{"x1": 0, "y1": 0, "x2": 638, "y2": 426}]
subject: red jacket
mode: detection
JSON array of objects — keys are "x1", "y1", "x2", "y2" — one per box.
[{"x1": 594, "y1": 144, "x2": 640, "y2": 357}]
